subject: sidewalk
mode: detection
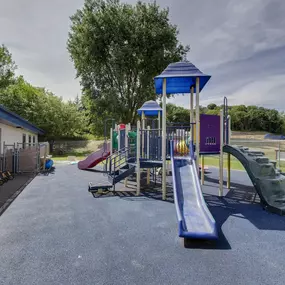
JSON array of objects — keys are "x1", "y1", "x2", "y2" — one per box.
[{"x1": 0, "y1": 173, "x2": 35, "y2": 216}]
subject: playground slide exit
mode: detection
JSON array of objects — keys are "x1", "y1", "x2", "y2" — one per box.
[
  {"x1": 78, "y1": 143, "x2": 110, "y2": 170},
  {"x1": 170, "y1": 141, "x2": 218, "y2": 239}
]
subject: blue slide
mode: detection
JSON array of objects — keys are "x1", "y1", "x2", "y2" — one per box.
[{"x1": 170, "y1": 141, "x2": 218, "y2": 239}]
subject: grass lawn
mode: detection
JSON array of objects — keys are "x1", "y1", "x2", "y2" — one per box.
[
  {"x1": 203, "y1": 154, "x2": 285, "y2": 172},
  {"x1": 51, "y1": 150, "x2": 92, "y2": 162},
  {"x1": 203, "y1": 155, "x2": 244, "y2": 171},
  {"x1": 52, "y1": 156, "x2": 86, "y2": 161}
]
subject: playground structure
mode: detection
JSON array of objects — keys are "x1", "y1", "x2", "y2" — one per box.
[{"x1": 79, "y1": 61, "x2": 285, "y2": 240}]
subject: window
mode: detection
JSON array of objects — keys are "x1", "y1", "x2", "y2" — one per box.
[
  {"x1": 33, "y1": 136, "x2": 35, "y2": 145},
  {"x1": 22, "y1": 134, "x2": 26, "y2": 149},
  {"x1": 28, "y1": 135, "x2": 31, "y2": 147},
  {"x1": 205, "y1": 137, "x2": 216, "y2": 145}
]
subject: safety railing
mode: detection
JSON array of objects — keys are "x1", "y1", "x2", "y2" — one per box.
[
  {"x1": 104, "y1": 147, "x2": 132, "y2": 177},
  {"x1": 138, "y1": 126, "x2": 192, "y2": 160}
]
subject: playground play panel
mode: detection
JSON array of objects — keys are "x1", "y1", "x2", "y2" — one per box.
[{"x1": 0, "y1": 165, "x2": 285, "y2": 285}]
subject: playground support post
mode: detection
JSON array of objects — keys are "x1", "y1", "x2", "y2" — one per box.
[
  {"x1": 110, "y1": 128, "x2": 113, "y2": 156},
  {"x1": 190, "y1": 86, "x2": 194, "y2": 142},
  {"x1": 195, "y1": 77, "x2": 200, "y2": 172},
  {"x1": 219, "y1": 109, "x2": 224, "y2": 196},
  {"x1": 227, "y1": 115, "x2": 231, "y2": 189},
  {"x1": 125, "y1": 124, "x2": 129, "y2": 149},
  {"x1": 142, "y1": 111, "x2": 145, "y2": 157},
  {"x1": 118, "y1": 128, "x2": 121, "y2": 151},
  {"x1": 158, "y1": 110, "x2": 161, "y2": 130},
  {"x1": 136, "y1": 120, "x2": 141, "y2": 196},
  {"x1": 162, "y1": 78, "x2": 167, "y2": 200},
  {"x1": 124, "y1": 124, "x2": 129, "y2": 187},
  {"x1": 146, "y1": 125, "x2": 150, "y2": 185},
  {"x1": 201, "y1": 155, "x2": 205, "y2": 185}
]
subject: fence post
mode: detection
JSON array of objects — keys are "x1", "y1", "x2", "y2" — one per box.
[
  {"x1": 3, "y1": 141, "x2": 5, "y2": 172},
  {"x1": 13, "y1": 143, "x2": 16, "y2": 173}
]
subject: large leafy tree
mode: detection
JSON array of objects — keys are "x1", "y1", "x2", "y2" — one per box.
[
  {"x1": 0, "y1": 45, "x2": 16, "y2": 90},
  {"x1": 0, "y1": 76, "x2": 87, "y2": 140},
  {"x1": 67, "y1": 0, "x2": 189, "y2": 134}
]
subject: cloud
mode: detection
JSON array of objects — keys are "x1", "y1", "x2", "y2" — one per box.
[
  {"x1": 0, "y1": 0, "x2": 284, "y2": 110},
  {"x1": 0, "y1": 0, "x2": 83, "y2": 99}
]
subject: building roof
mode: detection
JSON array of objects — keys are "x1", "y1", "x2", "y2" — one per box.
[
  {"x1": 137, "y1": 100, "x2": 162, "y2": 116},
  {"x1": 154, "y1": 61, "x2": 211, "y2": 95},
  {"x1": 0, "y1": 105, "x2": 45, "y2": 135}
]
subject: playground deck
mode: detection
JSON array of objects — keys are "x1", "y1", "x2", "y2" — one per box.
[{"x1": 0, "y1": 165, "x2": 285, "y2": 285}]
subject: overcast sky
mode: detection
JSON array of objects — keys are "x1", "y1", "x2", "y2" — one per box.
[{"x1": 0, "y1": 0, "x2": 284, "y2": 109}]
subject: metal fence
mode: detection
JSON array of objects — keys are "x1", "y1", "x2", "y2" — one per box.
[{"x1": 2, "y1": 142, "x2": 40, "y2": 174}]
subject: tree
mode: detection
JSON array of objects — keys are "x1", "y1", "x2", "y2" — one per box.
[
  {"x1": 166, "y1": 103, "x2": 189, "y2": 123},
  {"x1": 0, "y1": 77, "x2": 87, "y2": 140},
  {"x1": 0, "y1": 45, "x2": 16, "y2": 90},
  {"x1": 67, "y1": 0, "x2": 189, "y2": 135},
  {"x1": 207, "y1": 103, "x2": 217, "y2": 110}
]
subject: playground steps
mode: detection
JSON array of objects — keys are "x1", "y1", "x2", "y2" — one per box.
[
  {"x1": 88, "y1": 182, "x2": 113, "y2": 193},
  {"x1": 108, "y1": 164, "x2": 136, "y2": 185},
  {"x1": 223, "y1": 145, "x2": 285, "y2": 215}
]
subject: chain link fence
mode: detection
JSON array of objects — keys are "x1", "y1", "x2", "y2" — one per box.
[{"x1": 2, "y1": 143, "x2": 40, "y2": 174}]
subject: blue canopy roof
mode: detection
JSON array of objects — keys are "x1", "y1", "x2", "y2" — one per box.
[
  {"x1": 154, "y1": 61, "x2": 211, "y2": 95},
  {"x1": 137, "y1": 100, "x2": 162, "y2": 116}
]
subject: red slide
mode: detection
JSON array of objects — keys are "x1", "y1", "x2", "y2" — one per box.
[{"x1": 78, "y1": 143, "x2": 110, "y2": 170}]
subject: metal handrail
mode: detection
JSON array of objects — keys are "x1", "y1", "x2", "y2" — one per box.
[{"x1": 105, "y1": 147, "x2": 130, "y2": 177}]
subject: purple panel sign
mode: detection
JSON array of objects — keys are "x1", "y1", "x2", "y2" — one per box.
[{"x1": 200, "y1": 114, "x2": 220, "y2": 153}]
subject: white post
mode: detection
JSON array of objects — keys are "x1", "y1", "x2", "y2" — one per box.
[
  {"x1": 147, "y1": 125, "x2": 150, "y2": 184},
  {"x1": 158, "y1": 111, "x2": 161, "y2": 130},
  {"x1": 124, "y1": 124, "x2": 129, "y2": 187},
  {"x1": 195, "y1": 77, "x2": 200, "y2": 172},
  {"x1": 147, "y1": 125, "x2": 150, "y2": 159},
  {"x1": 136, "y1": 120, "x2": 141, "y2": 196},
  {"x1": 110, "y1": 127, "x2": 113, "y2": 156},
  {"x1": 118, "y1": 127, "x2": 121, "y2": 152},
  {"x1": 142, "y1": 111, "x2": 145, "y2": 158},
  {"x1": 190, "y1": 86, "x2": 194, "y2": 142},
  {"x1": 219, "y1": 109, "x2": 224, "y2": 196},
  {"x1": 125, "y1": 124, "x2": 129, "y2": 149},
  {"x1": 162, "y1": 78, "x2": 167, "y2": 200},
  {"x1": 227, "y1": 115, "x2": 231, "y2": 189},
  {"x1": 227, "y1": 115, "x2": 231, "y2": 145}
]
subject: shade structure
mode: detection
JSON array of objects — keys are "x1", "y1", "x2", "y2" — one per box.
[
  {"x1": 137, "y1": 100, "x2": 162, "y2": 116},
  {"x1": 154, "y1": 61, "x2": 211, "y2": 94}
]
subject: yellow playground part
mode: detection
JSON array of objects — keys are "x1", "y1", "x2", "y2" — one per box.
[
  {"x1": 192, "y1": 124, "x2": 200, "y2": 143},
  {"x1": 175, "y1": 140, "x2": 189, "y2": 155}
]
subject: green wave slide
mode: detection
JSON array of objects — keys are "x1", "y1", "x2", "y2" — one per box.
[{"x1": 223, "y1": 145, "x2": 285, "y2": 215}]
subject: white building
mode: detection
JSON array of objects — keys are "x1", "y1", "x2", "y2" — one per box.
[{"x1": 0, "y1": 105, "x2": 44, "y2": 153}]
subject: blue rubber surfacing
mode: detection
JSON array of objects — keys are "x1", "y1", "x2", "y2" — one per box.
[{"x1": 0, "y1": 165, "x2": 285, "y2": 285}]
